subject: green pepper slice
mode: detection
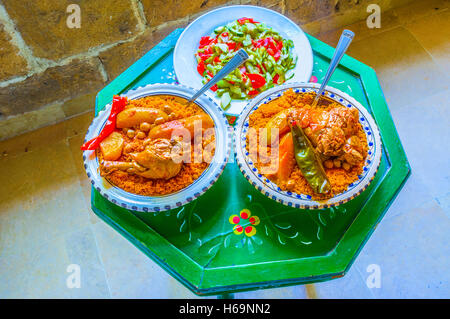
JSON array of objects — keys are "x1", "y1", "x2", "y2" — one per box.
[{"x1": 289, "y1": 120, "x2": 331, "y2": 194}]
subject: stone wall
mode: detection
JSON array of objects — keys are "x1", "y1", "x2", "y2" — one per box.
[{"x1": 0, "y1": 0, "x2": 414, "y2": 140}]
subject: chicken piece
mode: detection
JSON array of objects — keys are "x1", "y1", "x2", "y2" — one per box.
[
  {"x1": 148, "y1": 114, "x2": 214, "y2": 140},
  {"x1": 340, "y1": 136, "x2": 364, "y2": 165},
  {"x1": 326, "y1": 107, "x2": 359, "y2": 137},
  {"x1": 129, "y1": 138, "x2": 183, "y2": 179},
  {"x1": 315, "y1": 126, "x2": 346, "y2": 156}
]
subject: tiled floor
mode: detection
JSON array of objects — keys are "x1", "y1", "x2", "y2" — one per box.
[{"x1": 0, "y1": 0, "x2": 449, "y2": 298}]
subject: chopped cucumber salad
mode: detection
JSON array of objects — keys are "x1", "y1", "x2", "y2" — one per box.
[{"x1": 195, "y1": 17, "x2": 297, "y2": 109}]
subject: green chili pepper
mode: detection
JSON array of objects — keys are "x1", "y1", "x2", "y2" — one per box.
[{"x1": 289, "y1": 121, "x2": 331, "y2": 194}]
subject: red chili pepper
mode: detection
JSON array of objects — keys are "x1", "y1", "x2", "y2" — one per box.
[
  {"x1": 237, "y1": 17, "x2": 259, "y2": 24},
  {"x1": 246, "y1": 73, "x2": 266, "y2": 89},
  {"x1": 273, "y1": 74, "x2": 280, "y2": 84},
  {"x1": 80, "y1": 95, "x2": 127, "y2": 151},
  {"x1": 210, "y1": 84, "x2": 218, "y2": 92},
  {"x1": 197, "y1": 61, "x2": 205, "y2": 75},
  {"x1": 248, "y1": 90, "x2": 259, "y2": 95}
]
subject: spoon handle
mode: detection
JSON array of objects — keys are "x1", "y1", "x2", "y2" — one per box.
[
  {"x1": 188, "y1": 49, "x2": 249, "y2": 103},
  {"x1": 314, "y1": 29, "x2": 354, "y2": 102}
]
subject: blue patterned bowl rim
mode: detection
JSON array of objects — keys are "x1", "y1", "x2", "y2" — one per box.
[
  {"x1": 83, "y1": 83, "x2": 232, "y2": 213},
  {"x1": 234, "y1": 82, "x2": 382, "y2": 210}
]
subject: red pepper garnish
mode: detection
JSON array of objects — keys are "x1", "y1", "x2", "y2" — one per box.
[
  {"x1": 80, "y1": 95, "x2": 127, "y2": 151},
  {"x1": 235, "y1": 42, "x2": 242, "y2": 50},
  {"x1": 207, "y1": 70, "x2": 214, "y2": 77},
  {"x1": 248, "y1": 90, "x2": 259, "y2": 95},
  {"x1": 247, "y1": 73, "x2": 266, "y2": 89},
  {"x1": 228, "y1": 80, "x2": 235, "y2": 85},
  {"x1": 210, "y1": 84, "x2": 218, "y2": 92},
  {"x1": 197, "y1": 61, "x2": 205, "y2": 75},
  {"x1": 273, "y1": 74, "x2": 280, "y2": 84},
  {"x1": 237, "y1": 17, "x2": 259, "y2": 25}
]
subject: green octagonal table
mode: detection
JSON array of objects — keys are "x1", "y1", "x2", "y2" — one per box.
[{"x1": 90, "y1": 29, "x2": 410, "y2": 296}]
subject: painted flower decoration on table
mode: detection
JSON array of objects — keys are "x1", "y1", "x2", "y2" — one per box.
[{"x1": 229, "y1": 209, "x2": 260, "y2": 237}]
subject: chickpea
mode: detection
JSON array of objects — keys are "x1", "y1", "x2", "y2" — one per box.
[
  {"x1": 123, "y1": 143, "x2": 134, "y2": 153},
  {"x1": 286, "y1": 179, "x2": 295, "y2": 191},
  {"x1": 324, "y1": 159, "x2": 334, "y2": 169},
  {"x1": 136, "y1": 131, "x2": 146, "y2": 139},
  {"x1": 163, "y1": 104, "x2": 173, "y2": 114},
  {"x1": 139, "y1": 122, "x2": 151, "y2": 132},
  {"x1": 342, "y1": 162, "x2": 351, "y2": 171},
  {"x1": 154, "y1": 117, "x2": 166, "y2": 125},
  {"x1": 126, "y1": 129, "x2": 135, "y2": 138},
  {"x1": 333, "y1": 159, "x2": 341, "y2": 168}
]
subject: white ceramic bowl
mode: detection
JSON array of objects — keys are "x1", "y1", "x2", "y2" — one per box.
[
  {"x1": 173, "y1": 5, "x2": 313, "y2": 116},
  {"x1": 234, "y1": 82, "x2": 382, "y2": 209},
  {"x1": 83, "y1": 83, "x2": 232, "y2": 212}
]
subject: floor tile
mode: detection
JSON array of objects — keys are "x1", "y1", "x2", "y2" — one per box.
[
  {"x1": 91, "y1": 220, "x2": 203, "y2": 298},
  {"x1": 0, "y1": 140, "x2": 90, "y2": 254},
  {"x1": 353, "y1": 200, "x2": 450, "y2": 298},
  {"x1": 0, "y1": 226, "x2": 110, "y2": 298},
  {"x1": 390, "y1": 89, "x2": 450, "y2": 199},
  {"x1": 347, "y1": 26, "x2": 448, "y2": 109},
  {"x1": 404, "y1": 9, "x2": 450, "y2": 75},
  {"x1": 314, "y1": 263, "x2": 375, "y2": 299}
]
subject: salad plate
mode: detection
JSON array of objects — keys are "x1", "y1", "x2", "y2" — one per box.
[{"x1": 174, "y1": 5, "x2": 313, "y2": 115}]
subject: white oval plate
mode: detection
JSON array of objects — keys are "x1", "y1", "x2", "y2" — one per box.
[
  {"x1": 83, "y1": 83, "x2": 232, "y2": 213},
  {"x1": 234, "y1": 82, "x2": 382, "y2": 209},
  {"x1": 174, "y1": 5, "x2": 313, "y2": 116}
]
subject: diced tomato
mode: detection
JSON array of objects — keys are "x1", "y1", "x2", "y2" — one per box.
[
  {"x1": 247, "y1": 73, "x2": 266, "y2": 89},
  {"x1": 197, "y1": 61, "x2": 205, "y2": 75},
  {"x1": 277, "y1": 41, "x2": 283, "y2": 51},
  {"x1": 273, "y1": 51, "x2": 281, "y2": 61},
  {"x1": 213, "y1": 56, "x2": 221, "y2": 63},
  {"x1": 210, "y1": 84, "x2": 218, "y2": 92},
  {"x1": 204, "y1": 46, "x2": 212, "y2": 55},
  {"x1": 198, "y1": 53, "x2": 212, "y2": 61},
  {"x1": 273, "y1": 74, "x2": 280, "y2": 84},
  {"x1": 199, "y1": 36, "x2": 214, "y2": 48},
  {"x1": 267, "y1": 48, "x2": 275, "y2": 56},
  {"x1": 226, "y1": 42, "x2": 236, "y2": 51},
  {"x1": 248, "y1": 90, "x2": 259, "y2": 95},
  {"x1": 222, "y1": 32, "x2": 229, "y2": 37}
]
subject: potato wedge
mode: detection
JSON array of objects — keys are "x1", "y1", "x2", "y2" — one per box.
[
  {"x1": 100, "y1": 132, "x2": 124, "y2": 161},
  {"x1": 116, "y1": 107, "x2": 168, "y2": 128}
]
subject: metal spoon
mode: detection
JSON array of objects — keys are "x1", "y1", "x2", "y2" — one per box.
[
  {"x1": 188, "y1": 49, "x2": 249, "y2": 103},
  {"x1": 311, "y1": 29, "x2": 354, "y2": 107}
]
